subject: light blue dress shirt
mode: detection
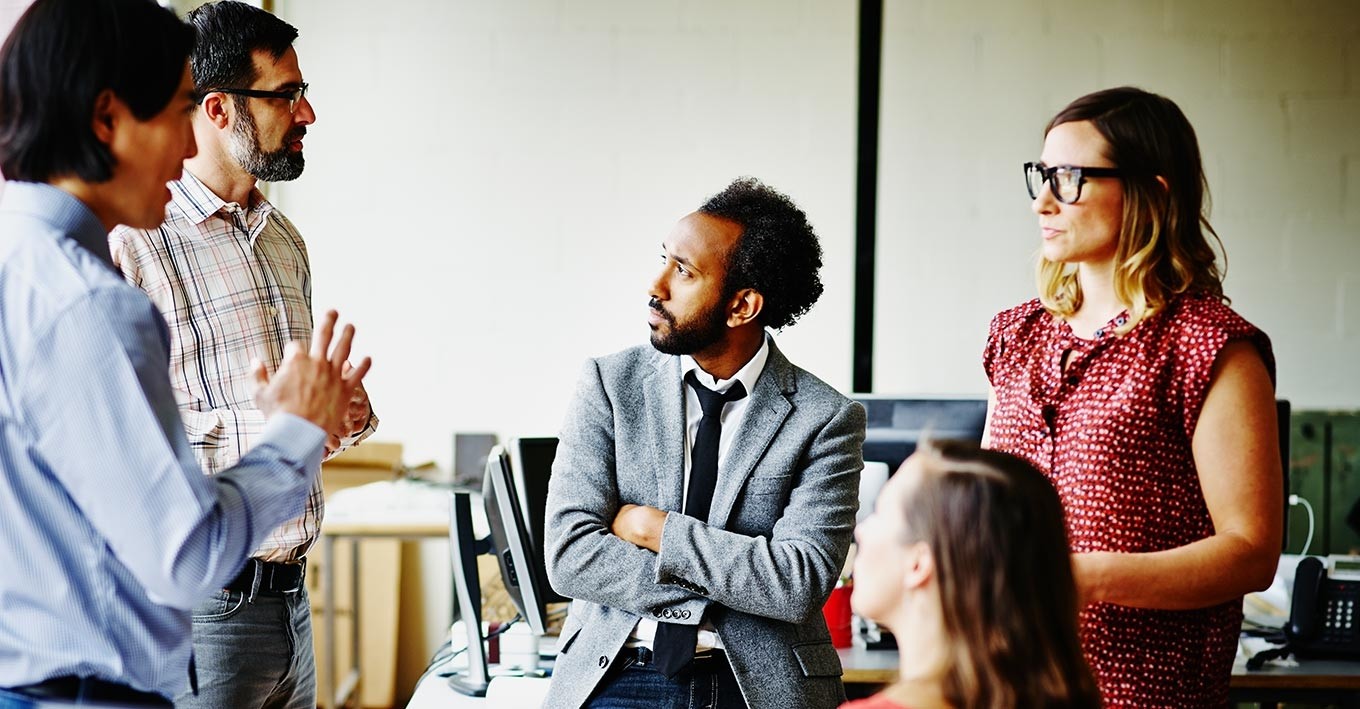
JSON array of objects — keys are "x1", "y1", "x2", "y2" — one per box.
[{"x1": 0, "y1": 182, "x2": 326, "y2": 698}]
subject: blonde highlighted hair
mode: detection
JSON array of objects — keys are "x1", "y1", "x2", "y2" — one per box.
[{"x1": 1037, "y1": 87, "x2": 1226, "y2": 332}]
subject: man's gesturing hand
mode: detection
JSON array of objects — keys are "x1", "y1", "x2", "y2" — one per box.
[{"x1": 253, "y1": 310, "x2": 372, "y2": 434}]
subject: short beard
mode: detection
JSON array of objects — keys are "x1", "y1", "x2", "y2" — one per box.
[
  {"x1": 228, "y1": 99, "x2": 305, "y2": 183},
  {"x1": 649, "y1": 296, "x2": 729, "y2": 355}
]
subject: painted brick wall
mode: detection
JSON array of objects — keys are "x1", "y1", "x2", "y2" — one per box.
[
  {"x1": 875, "y1": 0, "x2": 1360, "y2": 410},
  {"x1": 269, "y1": 0, "x2": 860, "y2": 468}
]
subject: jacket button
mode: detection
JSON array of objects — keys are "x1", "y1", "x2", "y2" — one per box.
[
  {"x1": 598, "y1": 656, "x2": 608, "y2": 668},
  {"x1": 681, "y1": 609, "x2": 691, "y2": 619}
]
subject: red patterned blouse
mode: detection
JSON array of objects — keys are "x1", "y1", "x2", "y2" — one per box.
[{"x1": 983, "y1": 294, "x2": 1274, "y2": 708}]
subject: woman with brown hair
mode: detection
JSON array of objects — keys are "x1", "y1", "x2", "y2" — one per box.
[
  {"x1": 845, "y1": 439, "x2": 1100, "y2": 709},
  {"x1": 984, "y1": 86, "x2": 1282, "y2": 706}
]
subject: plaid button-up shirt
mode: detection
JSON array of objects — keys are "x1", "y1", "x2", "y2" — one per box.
[{"x1": 110, "y1": 169, "x2": 377, "y2": 562}]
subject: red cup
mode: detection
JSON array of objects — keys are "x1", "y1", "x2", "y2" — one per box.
[{"x1": 822, "y1": 584, "x2": 853, "y2": 648}]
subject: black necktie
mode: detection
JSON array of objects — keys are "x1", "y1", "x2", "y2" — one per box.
[{"x1": 653, "y1": 371, "x2": 748, "y2": 679}]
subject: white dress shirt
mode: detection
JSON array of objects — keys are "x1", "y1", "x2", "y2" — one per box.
[{"x1": 629, "y1": 335, "x2": 772, "y2": 652}]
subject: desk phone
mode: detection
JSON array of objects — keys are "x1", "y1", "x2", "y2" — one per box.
[{"x1": 1287, "y1": 555, "x2": 1360, "y2": 658}]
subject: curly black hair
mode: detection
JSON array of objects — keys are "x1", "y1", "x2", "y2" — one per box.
[{"x1": 698, "y1": 177, "x2": 824, "y2": 331}]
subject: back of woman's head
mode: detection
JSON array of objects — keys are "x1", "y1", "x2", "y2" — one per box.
[
  {"x1": 1039, "y1": 86, "x2": 1225, "y2": 327},
  {"x1": 905, "y1": 439, "x2": 1100, "y2": 709}
]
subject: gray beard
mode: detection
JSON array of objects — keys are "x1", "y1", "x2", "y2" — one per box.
[{"x1": 229, "y1": 111, "x2": 305, "y2": 183}]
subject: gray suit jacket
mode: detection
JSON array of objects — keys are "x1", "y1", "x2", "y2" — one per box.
[{"x1": 543, "y1": 339, "x2": 865, "y2": 709}]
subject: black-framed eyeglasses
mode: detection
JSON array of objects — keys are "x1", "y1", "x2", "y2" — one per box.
[
  {"x1": 202, "y1": 82, "x2": 309, "y2": 114},
  {"x1": 1023, "y1": 162, "x2": 1123, "y2": 204}
]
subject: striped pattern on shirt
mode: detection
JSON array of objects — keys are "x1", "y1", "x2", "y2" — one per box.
[{"x1": 109, "y1": 170, "x2": 377, "y2": 562}]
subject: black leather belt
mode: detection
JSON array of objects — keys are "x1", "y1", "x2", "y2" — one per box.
[
  {"x1": 225, "y1": 558, "x2": 305, "y2": 595},
  {"x1": 618, "y1": 646, "x2": 726, "y2": 670},
  {"x1": 9, "y1": 676, "x2": 171, "y2": 706}
]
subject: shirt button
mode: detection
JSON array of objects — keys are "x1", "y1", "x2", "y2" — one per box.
[
  {"x1": 268, "y1": 305, "x2": 278, "y2": 317},
  {"x1": 1066, "y1": 375, "x2": 1079, "y2": 386}
]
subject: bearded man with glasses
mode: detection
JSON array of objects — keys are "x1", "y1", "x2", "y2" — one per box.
[{"x1": 109, "y1": 3, "x2": 378, "y2": 708}]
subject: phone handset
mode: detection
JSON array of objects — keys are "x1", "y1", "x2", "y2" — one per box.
[{"x1": 1287, "y1": 555, "x2": 1326, "y2": 642}]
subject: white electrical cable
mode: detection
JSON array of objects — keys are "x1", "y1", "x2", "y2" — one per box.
[{"x1": 1289, "y1": 494, "x2": 1315, "y2": 557}]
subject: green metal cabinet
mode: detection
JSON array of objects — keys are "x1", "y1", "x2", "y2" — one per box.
[{"x1": 1286, "y1": 411, "x2": 1360, "y2": 556}]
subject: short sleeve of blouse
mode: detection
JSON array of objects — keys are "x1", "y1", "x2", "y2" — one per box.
[
  {"x1": 984, "y1": 299, "x2": 1042, "y2": 386},
  {"x1": 1173, "y1": 297, "x2": 1276, "y2": 439}
]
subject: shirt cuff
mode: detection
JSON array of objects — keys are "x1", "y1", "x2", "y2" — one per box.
[{"x1": 259, "y1": 413, "x2": 327, "y2": 470}]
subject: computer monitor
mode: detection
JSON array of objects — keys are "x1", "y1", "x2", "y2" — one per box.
[
  {"x1": 508, "y1": 437, "x2": 569, "y2": 606},
  {"x1": 444, "y1": 444, "x2": 559, "y2": 696},
  {"x1": 852, "y1": 395, "x2": 989, "y2": 473},
  {"x1": 483, "y1": 444, "x2": 554, "y2": 635},
  {"x1": 446, "y1": 491, "x2": 491, "y2": 696}
]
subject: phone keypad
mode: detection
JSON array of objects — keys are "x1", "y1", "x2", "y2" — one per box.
[{"x1": 1322, "y1": 592, "x2": 1357, "y2": 644}]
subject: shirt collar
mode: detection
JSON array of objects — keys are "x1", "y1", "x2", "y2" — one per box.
[
  {"x1": 680, "y1": 333, "x2": 771, "y2": 397},
  {"x1": 0, "y1": 181, "x2": 114, "y2": 268},
  {"x1": 171, "y1": 169, "x2": 274, "y2": 231}
]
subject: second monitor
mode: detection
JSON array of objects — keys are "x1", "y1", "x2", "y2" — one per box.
[{"x1": 482, "y1": 438, "x2": 568, "y2": 636}]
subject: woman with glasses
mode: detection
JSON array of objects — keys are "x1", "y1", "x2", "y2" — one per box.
[
  {"x1": 844, "y1": 439, "x2": 1101, "y2": 709},
  {"x1": 983, "y1": 87, "x2": 1281, "y2": 707}
]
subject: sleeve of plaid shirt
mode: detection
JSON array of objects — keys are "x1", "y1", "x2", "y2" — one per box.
[{"x1": 109, "y1": 224, "x2": 379, "y2": 474}]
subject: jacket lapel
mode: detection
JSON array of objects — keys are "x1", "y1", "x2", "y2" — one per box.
[
  {"x1": 642, "y1": 351, "x2": 687, "y2": 512},
  {"x1": 708, "y1": 341, "x2": 795, "y2": 529}
]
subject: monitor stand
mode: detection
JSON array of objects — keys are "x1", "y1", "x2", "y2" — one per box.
[
  {"x1": 445, "y1": 492, "x2": 554, "y2": 696},
  {"x1": 446, "y1": 491, "x2": 491, "y2": 695}
]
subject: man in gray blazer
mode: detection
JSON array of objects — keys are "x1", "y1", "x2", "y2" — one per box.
[{"x1": 544, "y1": 178, "x2": 866, "y2": 708}]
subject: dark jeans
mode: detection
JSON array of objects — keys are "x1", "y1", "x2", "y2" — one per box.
[
  {"x1": 174, "y1": 588, "x2": 315, "y2": 709},
  {"x1": 585, "y1": 648, "x2": 748, "y2": 709}
]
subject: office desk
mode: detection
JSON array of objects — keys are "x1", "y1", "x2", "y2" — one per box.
[
  {"x1": 319, "y1": 482, "x2": 453, "y2": 709},
  {"x1": 404, "y1": 645, "x2": 907, "y2": 708},
  {"x1": 835, "y1": 647, "x2": 1360, "y2": 707},
  {"x1": 1228, "y1": 656, "x2": 1360, "y2": 708},
  {"x1": 837, "y1": 645, "x2": 899, "y2": 684}
]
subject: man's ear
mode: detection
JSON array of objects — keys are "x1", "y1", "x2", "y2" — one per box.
[
  {"x1": 200, "y1": 92, "x2": 231, "y2": 130},
  {"x1": 726, "y1": 288, "x2": 764, "y2": 328},
  {"x1": 90, "y1": 89, "x2": 118, "y2": 146},
  {"x1": 902, "y1": 541, "x2": 935, "y2": 591}
]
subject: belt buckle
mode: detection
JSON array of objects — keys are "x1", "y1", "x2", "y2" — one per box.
[{"x1": 270, "y1": 560, "x2": 304, "y2": 593}]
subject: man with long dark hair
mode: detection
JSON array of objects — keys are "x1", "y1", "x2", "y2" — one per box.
[
  {"x1": 108, "y1": 4, "x2": 377, "y2": 706},
  {"x1": 544, "y1": 178, "x2": 865, "y2": 708},
  {"x1": 0, "y1": 1, "x2": 369, "y2": 705}
]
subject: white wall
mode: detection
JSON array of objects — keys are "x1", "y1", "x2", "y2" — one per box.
[
  {"x1": 271, "y1": 0, "x2": 860, "y2": 469},
  {"x1": 875, "y1": 0, "x2": 1360, "y2": 406},
  {"x1": 265, "y1": 2, "x2": 860, "y2": 699}
]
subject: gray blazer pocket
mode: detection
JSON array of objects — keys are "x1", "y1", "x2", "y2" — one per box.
[
  {"x1": 557, "y1": 625, "x2": 583, "y2": 656},
  {"x1": 791, "y1": 641, "x2": 843, "y2": 678},
  {"x1": 744, "y1": 474, "x2": 791, "y2": 496}
]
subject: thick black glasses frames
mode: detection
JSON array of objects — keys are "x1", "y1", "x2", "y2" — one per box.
[
  {"x1": 1023, "y1": 162, "x2": 1123, "y2": 204},
  {"x1": 202, "y1": 83, "x2": 309, "y2": 113}
]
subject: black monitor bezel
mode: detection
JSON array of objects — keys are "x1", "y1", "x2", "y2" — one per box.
[
  {"x1": 508, "y1": 437, "x2": 570, "y2": 606},
  {"x1": 483, "y1": 445, "x2": 551, "y2": 635}
]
